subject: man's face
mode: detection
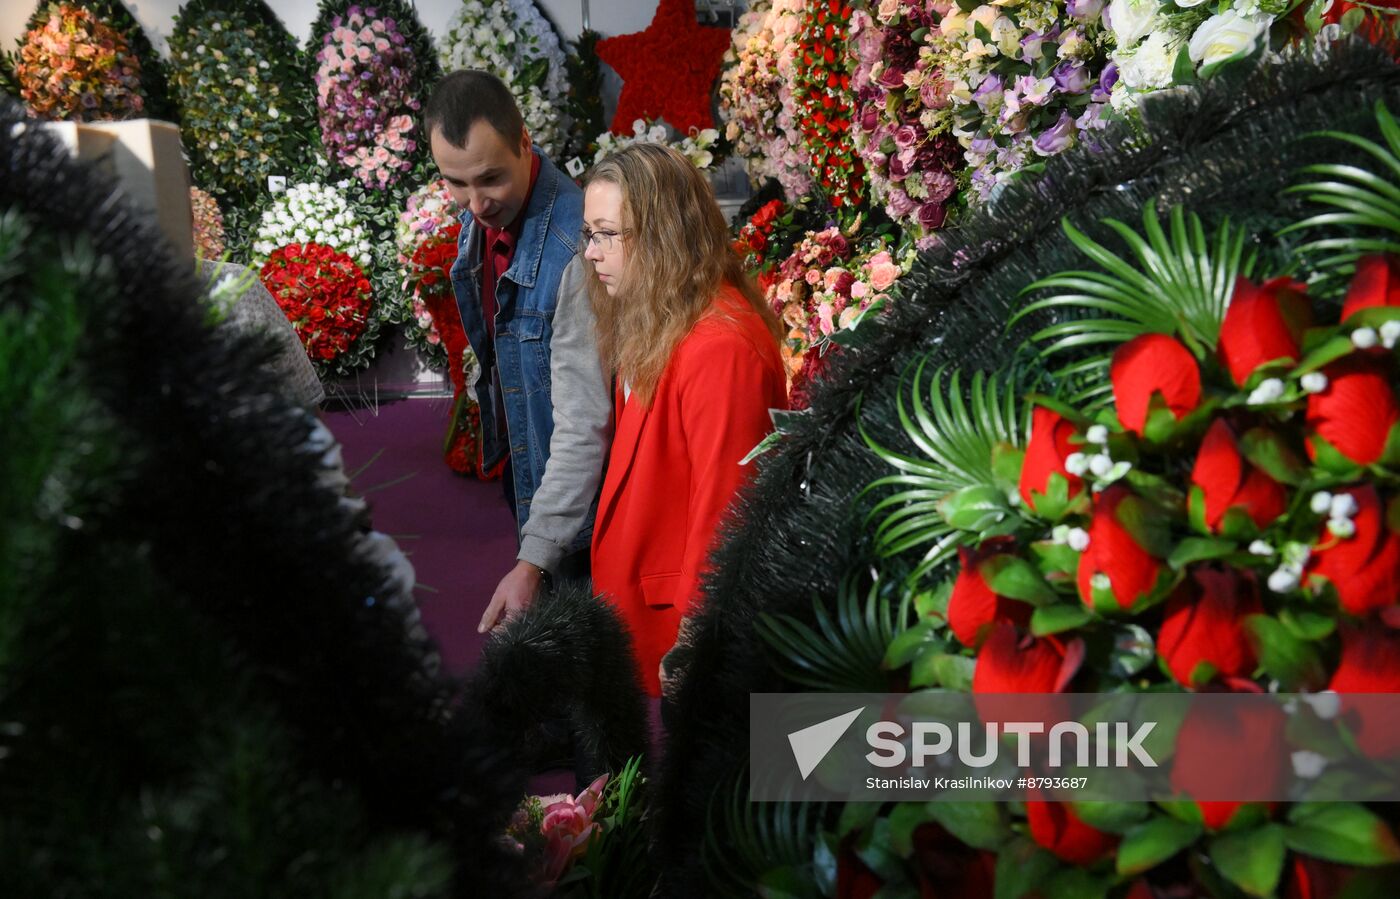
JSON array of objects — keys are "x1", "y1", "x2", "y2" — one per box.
[{"x1": 430, "y1": 119, "x2": 533, "y2": 231}]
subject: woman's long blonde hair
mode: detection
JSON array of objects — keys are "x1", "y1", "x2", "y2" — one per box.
[{"x1": 584, "y1": 143, "x2": 780, "y2": 405}]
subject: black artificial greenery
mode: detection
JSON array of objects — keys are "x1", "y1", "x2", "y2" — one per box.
[{"x1": 654, "y1": 41, "x2": 1400, "y2": 896}]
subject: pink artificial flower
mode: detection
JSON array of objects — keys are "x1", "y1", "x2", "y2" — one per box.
[
  {"x1": 851, "y1": 280, "x2": 870, "y2": 299},
  {"x1": 805, "y1": 268, "x2": 823, "y2": 286},
  {"x1": 868, "y1": 254, "x2": 900, "y2": 291},
  {"x1": 374, "y1": 37, "x2": 390, "y2": 51},
  {"x1": 539, "y1": 774, "x2": 608, "y2": 884},
  {"x1": 356, "y1": 45, "x2": 372, "y2": 62}
]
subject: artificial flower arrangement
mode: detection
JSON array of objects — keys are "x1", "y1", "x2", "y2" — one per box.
[
  {"x1": 439, "y1": 0, "x2": 567, "y2": 156},
  {"x1": 252, "y1": 180, "x2": 380, "y2": 378},
  {"x1": 313, "y1": 5, "x2": 420, "y2": 189},
  {"x1": 849, "y1": 4, "x2": 964, "y2": 243},
  {"x1": 168, "y1": 5, "x2": 312, "y2": 205},
  {"x1": 791, "y1": 0, "x2": 868, "y2": 218},
  {"x1": 718, "y1": 0, "x2": 814, "y2": 199},
  {"x1": 503, "y1": 756, "x2": 651, "y2": 894},
  {"x1": 260, "y1": 242, "x2": 375, "y2": 374},
  {"x1": 190, "y1": 185, "x2": 227, "y2": 258},
  {"x1": 395, "y1": 177, "x2": 460, "y2": 366},
  {"x1": 774, "y1": 102, "x2": 1400, "y2": 898},
  {"x1": 16, "y1": 2, "x2": 145, "y2": 122},
  {"x1": 570, "y1": 118, "x2": 722, "y2": 177},
  {"x1": 733, "y1": 195, "x2": 831, "y2": 292}
]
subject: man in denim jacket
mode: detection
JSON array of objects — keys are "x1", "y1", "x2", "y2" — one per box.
[{"x1": 425, "y1": 71, "x2": 611, "y2": 631}]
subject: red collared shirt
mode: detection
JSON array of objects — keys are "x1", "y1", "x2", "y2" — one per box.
[{"x1": 480, "y1": 153, "x2": 541, "y2": 342}]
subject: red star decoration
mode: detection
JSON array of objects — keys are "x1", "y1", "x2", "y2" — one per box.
[{"x1": 595, "y1": 0, "x2": 732, "y2": 135}]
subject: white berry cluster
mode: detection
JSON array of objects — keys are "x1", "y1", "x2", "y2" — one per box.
[
  {"x1": 1063, "y1": 424, "x2": 1132, "y2": 490},
  {"x1": 252, "y1": 181, "x2": 370, "y2": 269}
]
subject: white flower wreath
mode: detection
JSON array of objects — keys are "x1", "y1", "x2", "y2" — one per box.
[{"x1": 251, "y1": 181, "x2": 371, "y2": 269}]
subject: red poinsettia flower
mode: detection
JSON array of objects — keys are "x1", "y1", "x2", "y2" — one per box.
[
  {"x1": 1025, "y1": 791, "x2": 1120, "y2": 865},
  {"x1": 1307, "y1": 485, "x2": 1400, "y2": 617},
  {"x1": 947, "y1": 538, "x2": 1033, "y2": 648},
  {"x1": 1305, "y1": 350, "x2": 1400, "y2": 467},
  {"x1": 1190, "y1": 419, "x2": 1287, "y2": 532},
  {"x1": 1341, "y1": 253, "x2": 1400, "y2": 320},
  {"x1": 1019, "y1": 406, "x2": 1084, "y2": 515},
  {"x1": 1329, "y1": 626, "x2": 1400, "y2": 759},
  {"x1": 1169, "y1": 689, "x2": 1286, "y2": 831},
  {"x1": 1111, "y1": 333, "x2": 1201, "y2": 436},
  {"x1": 1158, "y1": 565, "x2": 1262, "y2": 688},
  {"x1": 1218, "y1": 276, "x2": 1310, "y2": 387},
  {"x1": 1076, "y1": 486, "x2": 1166, "y2": 610}
]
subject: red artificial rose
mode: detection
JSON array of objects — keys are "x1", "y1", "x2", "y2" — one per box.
[
  {"x1": 1305, "y1": 350, "x2": 1400, "y2": 467},
  {"x1": 1190, "y1": 419, "x2": 1287, "y2": 532},
  {"x1": 1283, "y1": 856, "x2": 1363, "y2": 899},
  {"x1": 1111, "y1": 333, "x2": 1202, "y2": 436},
  {"x1": 1307, "y1": 485, "x2": 1400, "y2": 616},
  {"x1": 947, "y1": 538, "x2": 1033, "y2": 648},
  {"x1": 1025, "y1": 792, "x2": 1120, "y2": 865},
  {"x1": 1342, "y1": 254, "x2": 1400, "y2": 320},
  {"x1": 972, "y1": 623, "x2": 1081, "y2": 694},
  {"x1": 1158, "y1": 565, "x2": 1263, "y2": 688},
  {"x1": 1328, "y1": 626, "x2": 1400, "y2": 759},
  {"x1": 1076, "y1": 486, "x2": 1166, "y2": 611},
  {"x1": 1218, "y1": 276, "x2": 1310, "y2": 387},
  {"x1": 1169, "y1": 692, "x2": 1286, "y2": 831},
  {"x1": 1019, "y1": 406, "x2": 1084, "y2": 514}
]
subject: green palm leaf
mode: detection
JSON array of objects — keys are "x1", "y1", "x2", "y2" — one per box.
[
  {"x1": 700, "y1": 766, "x2": 825, "y2": 898},
  {"x1": 860, "y1": 361, "x2": 1030, "y2": 580},
  {"x1": 1012, "y1": 201, "x2": 1253, "y2": 409},
  {"x1": 1283, "y1": 100, "x2": 1400, "y2": 287},
  {"x1": 755, "y1": 575, "x2": 905, "y2": 692}
]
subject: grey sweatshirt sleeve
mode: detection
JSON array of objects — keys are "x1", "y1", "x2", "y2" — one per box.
[{"x1": 518, "y1": 254, "x2": 613, "y2": 572}]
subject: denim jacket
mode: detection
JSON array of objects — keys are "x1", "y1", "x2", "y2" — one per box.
[{"x1": 450, "y1": 150, "x2": 611, "y2": 570}]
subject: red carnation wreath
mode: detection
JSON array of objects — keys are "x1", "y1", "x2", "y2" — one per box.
[
  {"x1": 404, "y1": 222, "x2": 500, "y2": 480},
  {"x1": 792, "y1": 0, "x2": 865, "y2": 217},
  {"x1": 260, "y1": 242, "x2": 374, "y2": 378}
]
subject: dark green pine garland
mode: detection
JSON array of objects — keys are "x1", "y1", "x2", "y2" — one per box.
[{"x1": 653, "y1": 41, "x2": 1400, "y2": 898}]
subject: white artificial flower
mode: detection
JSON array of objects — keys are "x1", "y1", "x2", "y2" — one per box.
[
  {"x1": 1291, "y1": 751, "x2": 1328, "y2": 779},
  {"x1": 1119, "y1": 31, "x2": 1181, "y2": 91},
  {"x1": 1051, "y1": 524, "x2": 1072, "y2": 544},
  {"x1": 1381, "y1": 319, "x2": 1400, "y2": 348},
  {"x1": 1300, "y1": 372, "x2": 1329, "y2": 393},
  {"x1": 1247, "y1": 378, "x2": 1285, "y2": 405},
  {"x1": 1086, "y1": 424, "x2": 1109, "y2": 445},
  {"x1": 1188, "y1": 9, "x2": 1270, "y2": 68},
  {"x1": 1067, "y1": 528, "x2": 1091, "y2": 552},
  {"x1": 1108, "y1": 0, "x2": 1158, "y2": 48},
  {"x1": 1352, "y1": 326, "x2": 1379, "y2": 349},
  {"x1": 1089, "y1": 454, "x2": 1114, "y2": 479},
  {"x1": 1330, "y1": 493, "x2": 1359, "y2": 521},
  {"x1": 1248, "y1": 540, "x2": 1274, "y2": 556},
  {"x1": 1310, "y1": 491, "x2": 1334, "y2": 514},
  {"x1": 1065, "y1": 452, "x2": 1089, "y2": 476},
  {"x1": 1302, "y1": 690, "x2": 1341, "y2": 720},
  {"x1": 1090, "y1": 573, "x2": 1112, "y2": 591},
  {"x1": 1267, "y1": 568, "x2": 1299, "y2": 593},
  {"x1": 1328, "y1": 518, "x2": 1357, "y2": 539}
]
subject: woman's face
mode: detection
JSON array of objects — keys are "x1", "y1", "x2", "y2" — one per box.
[{"x1": 582, "y1": 181, "x2": 627, "y2": 296}]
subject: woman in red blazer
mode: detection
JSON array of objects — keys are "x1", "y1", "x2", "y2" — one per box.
[{"x1": 581, "y1": 144, "x2": 789, "y2": 698}]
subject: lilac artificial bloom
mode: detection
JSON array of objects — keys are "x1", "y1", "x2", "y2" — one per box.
[
  {"x1": 1076, "y1": 102, "x2": 1108, "y2": 132},
  {"x1": 1020, "y1": 25, "x2": 1061, "y2": 62},
  {"x1": 1053, "y1": 62, "x2": 1091, "y2": 94},
  {"x1": 1015, "y1": 75, "x2": 1057, "y2": 106},
  {"x1": 969, "y1": 135, "x2": 997, "y2": 155},
  {"x1": 1092, "y1": 63, "x2": 1119, "y2": 103},
  {"x1": 1032, "y1": 110, "x2": 1077, "y2": 156},
  {"x1": 1066, "y1": 0, "x2": 1105, "y2": 22},
  {"x1": 972, "y1": 74, "x2": 1004, "y2": 112},
  {"x1": 894, "y1": 124, "x2": 920, "y2": 149}
]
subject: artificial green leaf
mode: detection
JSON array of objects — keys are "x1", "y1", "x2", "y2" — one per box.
[
  {"x1": 940, "y1": 484, "x2": 1014, "y2": 531},
  {"x1": 837, "y1": 802, "x2": 883, "y2": 840},
  {"x1": 1109, "y1": 623, "x2": 1156, "y2": 677},
  {"x1": 888, "y1": 802, "x2": 933, "y2": 857},
  {"x1": 1244, "y1": 615, "x2": 1327, "y2": 691},
  {"x1": 1070, "y1": 801, "x2": 1152, "y2": 834},
  {"x1": 885, "y1": 618, "x2": 943, "y2": 670},
  {"x1": 1279, "y1": 608, "x2": 1336, "y2": 642},
  {"x1": 1294, "y1": 334, "x2": 1355, "y2": 374},
  {"x1": 982, "y1": 554, "x2": 1057, "y2": 605},
  {"x1": 992, "y1": 442, "x2": 1026, "y2": 488},
  {"x1": 1209, "y1": 824, "x2": 1287, "y2": 896},
  {"x1": 1043, "y1": 867, "x2": 1111, "y2": 899},
  {"x1": 1168, "y1": 537, "x2": 1236, "y2": 570},
  {"x1": 1032, "y1": 604, "x2": 1094, "y2": 636},
  {"x1": 1239, "y1": 427, "x2": 1308, "y2": 486},
  {"x1": 1285, "y1": 803, "x2": 1400, "y2": 866},
  {"x1": 1117, "y1": 815, "x2": 1203, "y2": 875},
  {"x1": 926, "y1": 801, "x2": 1011, "y2": 851},
  {"x1": 914, "y1": 581, "x2": 952, "y2": 620},
  {"x1": 1029, "y1": 540, "x2": 1081, "y2": 580},
  {"x1": 994, "y1": 836, "x2": 1060, "y2": 899},
  {"x1": 933, "y1": 653, "x2": 976, "y2": 690}
]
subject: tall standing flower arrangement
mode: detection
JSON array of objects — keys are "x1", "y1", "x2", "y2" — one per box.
[
  {"x1": 168, "y1": 5, "x2": 313, "y2": 216},
  {"x1": 190, "y1": 185, "x2": 227, "y2": 258},
  {"x1": 791, "y1": 0, "x2": 868, "y2": 219},
  {"x1": 313, "y1": 6, "x2": 420, "y2": 189},
  {"x1": 718, "y1": 0, "x2": 814, "y2": 199},
  {"x1": 439, "y1": 0, "x2": 568, "y2": 156},
  {"x1": 924, "y1": 0, "x2": 1116, "y2": 202},
  {"x1": 850, "y1": 4, "x2": 964, "y2": 242},
  {"x1": 16, "y1": 3, "x2": 145, "y2": 122},
  {"x1": 395, "y1": 178, "x2": 460, "y2": 366}
]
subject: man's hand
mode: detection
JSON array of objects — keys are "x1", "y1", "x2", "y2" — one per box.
[{"x1": 478, "y1": 560, "x2": 545, "y2": 633}]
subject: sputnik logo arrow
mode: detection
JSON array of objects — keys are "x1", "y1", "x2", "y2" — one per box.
[{"x1": 788, "y1": 707, "x2": 864, "y2": 780}]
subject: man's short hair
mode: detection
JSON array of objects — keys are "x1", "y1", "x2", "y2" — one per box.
[{"x1": 424, "y1": 70, "x2": 526, "y2": 153}]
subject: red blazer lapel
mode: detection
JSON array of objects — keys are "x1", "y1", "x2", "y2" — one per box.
[{"x1": 596, "y1": 382, "x2": 651, "y2": 535}]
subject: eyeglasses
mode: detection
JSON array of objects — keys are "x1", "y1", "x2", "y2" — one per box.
[{"x1": 581, "y1": 227, "x2": 629, "y2": 252}]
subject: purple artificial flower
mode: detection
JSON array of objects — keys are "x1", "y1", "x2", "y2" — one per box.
[
  {"x1": 1053, "y1": 62, "x2": 1091, "y2": 94},
  {"x1": 860, "y1": 106, "x2": 881, "y2": 132},
  {"x1": 920, "y1": 76, "x2": 947, "y2": 109},
  {"x1": 887, "y1": 188, "x2": 918, "y2": 218},
  {"x1": 1066, "y1": 0, "x2": 1105, "y2": 22},
  {"x1": 969, "y1": 135, "x2": 996, "y2": 155},
  {"x1": 972, "y1": 74, "x2": 1004, "y2": 113},
  {"x1": 1092, "y1": 64, "x2": 1119, "y2": 103},
  {"x1": 923, "y1": 169, "x2": 957, "y2": 203},
  {"x1": 1020, "y1": 25, "x2": 1061, "y2": 62},
  {"x1": 1032, "y1": 110, "x2": 1077, "y2": 156},
  {"x1": 1014, "y1": 74, "x2": 1057, "y2": 106},
  {"x1": 893, "y1": 124, "x2": 920, "y2": 150},
  {"x1": 917, "y1": 201, "x2": 948, "y2": 230},
  {"x1": 889, "y1": 146, "x2": 917, "y2": 179},
  {"x1": 1076, "y1": 102, "x2": 1108, "y2": 132}
]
